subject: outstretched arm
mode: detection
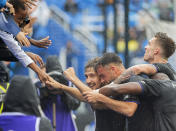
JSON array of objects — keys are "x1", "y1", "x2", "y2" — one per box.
[
  {"x1": 46, "y1": 77, "x2": 86, "y2": 101},
  {"x1": 46, "y1": 77, "x2": 107, "y2": 109},
  {"x1": 28, "y1": 62, "x2": 50, "y2": 83},
  {"x1": 99, "y1": 82, "x2": 142, "y2": 97},
  {"x1": 114, "y1": 64, "x2": 157, "y2": 84},
  {"x1": 30, "y1": 36, "x2": 52, "y2": 48}
]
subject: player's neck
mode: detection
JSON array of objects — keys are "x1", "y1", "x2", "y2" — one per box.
[{"x1": 149, "y1": 57, "x2": 168, "y2": 64}]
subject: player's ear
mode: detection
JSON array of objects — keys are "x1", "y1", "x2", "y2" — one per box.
[{"x1": 154, "y1": 47, "x2": 160, "y2": 55}]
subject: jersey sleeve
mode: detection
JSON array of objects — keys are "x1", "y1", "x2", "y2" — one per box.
[
  {"x1": 139, "y1": 79, "x2": 162, "y2": 98},
  {"x1": 123, "y1": 94, "x2": 140, "y2": 104},
  {"x1": 129, "y1": 75, "x2": 148, "y2": 82},
  {"x1": 153, "y1": 63, "x2": 176, "y2": 80}
]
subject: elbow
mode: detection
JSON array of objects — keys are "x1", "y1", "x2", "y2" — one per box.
[
  {"x1": 124, "y1": 107, "x2": 136, "y2": 117},
  {"x1": 126, "y1": 109, "x2": 135, "y2": 117},
  {"x1": 114, "y1": 107, "x2": 136, "y2": 117}
]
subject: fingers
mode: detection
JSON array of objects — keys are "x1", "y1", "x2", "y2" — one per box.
[
  {"x1": 64, "y1": 67, "x2": 74, "y2": 75},
  {"x1": 83, "y1": 95, "x2": 95, "y2": 103},
  {"x1": 33, "y1": 36, "x2": 52, "y2": 48},
  {"x1": 40, "y1": 36, "x2": 52, "y2": 47},
  {"x1": 42, "y1": 36, "x2": 49, "y2": 40},
  {"x1": 83, "y1": 91, "x2": 90, "y2": 96},
  {"x1": 36, "y1": 55, "x2": 44, "y2": 68},
  {"x1": 25, "y1": 3, "x2": 32, "y2": 9},
  {"x1": 9, "y1": 7, "x2": 15, "y2": 15},
  {"x1": 0, "y1": 8, "x2": 5, "y2": 12},
  {"x1": 43, "y1": 74, "x2": 50, "y2": 84},
  {"x1": 23, "y1": 38, "x2": 30, "y2": 47},
  {"x1": 27, "y1": 52, "x2": 44, "y2": 67},
  {"x1": 16, "y1": 32, "x2": 31, "y2": 47},
  {"x1": 26, "y1": 0, "x2": 37, "y2": 6},
  {"x1": 24, "y1": 0, "x2": 37, "y2": 9},
  {"x1": 45, "y1": 81, "x2": 54, "y2": 87}
]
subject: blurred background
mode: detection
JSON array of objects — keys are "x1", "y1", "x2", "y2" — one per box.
[
  {"x1": 8, "y1": 0, "x2": 176, "y2": 80},
  {"x1": 6, "y1": 0, "x2": 176, "y2": 130}
]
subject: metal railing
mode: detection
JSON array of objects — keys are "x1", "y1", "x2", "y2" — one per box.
[{"x1": 49, "y1": 5, "x2": 98, "y2": 53}]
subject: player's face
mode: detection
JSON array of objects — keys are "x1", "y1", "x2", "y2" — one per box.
[
  {"x1": 144, "y1": 37, "x2": 157, "y2": 63},
  {"x1": 85, "y1": 67, "x2": 100, "y2": 90},
  {"x1": 96, "y1": 65, "x2": 116, "y2": 87}
]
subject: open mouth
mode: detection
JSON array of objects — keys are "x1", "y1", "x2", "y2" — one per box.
[{"x1": 88, "y1": 83, "x2": 96, "y2": 89}]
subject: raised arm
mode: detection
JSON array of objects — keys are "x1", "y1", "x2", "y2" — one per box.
[{"x1": 63, "y1": 67, "x2": 92, "y2": 93}]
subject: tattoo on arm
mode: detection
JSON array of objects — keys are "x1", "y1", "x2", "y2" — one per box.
[{"x1": 114, "y1": 70, "x2": 135, "y2": 84}]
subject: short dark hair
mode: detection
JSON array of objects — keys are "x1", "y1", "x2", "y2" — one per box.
[
  {"x1": 9, "y1": 0, "x2": 26, "y2": 13},
  {"x1": 85, "y1": 57, "x2": 100, "y2": 71},
  {"x1": 95, "y1": 53, "x2": 122, "y2": 71},
  {"x1": 155, "y1": 32, "x2": 176, "y2": 59}
]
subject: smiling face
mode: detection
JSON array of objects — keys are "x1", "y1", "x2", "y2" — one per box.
[
  {"x1": 144, "y1": 37, "x2": 159, "y2": 63},
  {"x1": 85, "y1": 67, "x2": 100, "y2": 90},
  {"x1": 96, "y1": 64, "x2": 120, "y2": 87}
]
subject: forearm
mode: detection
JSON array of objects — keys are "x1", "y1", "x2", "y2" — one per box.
[
  {"x1": 97, "y1": 94, "x2": 137, "y2": 117},
  {"x1": 91, "y1": 102, "x2": 107, "y2": 110},
  {"x1": 71, "y1": 76, "x2": 92, "y2": 93},
  {"x1": 5, "y1": 2, "x2": 11, "y2": 7},
  {"x1": 29, "y1": 38, "x2": 36, "y2": 45},
  {"x1": 133, "y1": 64, "x2": 157, "y2": 75},
  {"x1": 99, "y1": 82, "x2": 142, "y2": 97},
  {"x1": 28, "y1": 62, "x2": 41, "y2": 74},
  {"x1": 0, "y1": 30, "x2": 33, "y2": 67},
  {"x1": 61, "y1": 85, "x2": 85, "y2": 101},
  {"x1": 113, "y1": 64, "x2": 157, "y2": 84},
  {"x1": 99, "y1": 87, "x2": 116, "y2": 97}
]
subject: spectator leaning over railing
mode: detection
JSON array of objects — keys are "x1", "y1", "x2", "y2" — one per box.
[{"x1": 0, "y1": 0, "x2": 51, "y2": 83}]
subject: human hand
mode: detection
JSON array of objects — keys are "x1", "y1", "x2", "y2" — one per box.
[
  {"x1": 83, "y1": 90, "x2": 102, "y2": 104},
  {"x1": 63, "y1": 67, "x2": 76, "y2": 82},
  {"x1": 45, "y1": 76, "x2": 64, "y2": 95},
  {"x1": 37, "y1": 70, "x2": 50, "y2": 84},
  {"x1": 26, "y1": 52, "x2": 44, "y2": 67},
  {"x1": 6, "y1": 2, "x2": 15, "y2": 15},
  {"x1": 16, "y1": 32, "x2": 30, "y2": 47},
  {"x1": 30, "y1": 36, "x2": 52, "y2": 48},
  {"x1": 24, "y1": 0, "x2": 37, "y2": 9},
  {"x1": 0, "y1": 8, "x2": 5, "y2": 12},
  {"x1": 46, "y1": 76, "x2": 61, "y2": 89}
]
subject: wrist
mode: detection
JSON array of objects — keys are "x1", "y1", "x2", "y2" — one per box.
[
  {"x1": 59, "y1": 83, "x2": 64, "y2": 90},
  {"x1": 29, "y1": 38, "x2": 35, "y2": 45},
  {"x1": 96, "y1": 94, "x2": 104, "y2": 102},
  {"x1": 28, "y1": 62, "x2": 41, "y2": 74},
  {"x1": 71, "y1": 76, "x2": 78, "y2": 83}
]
